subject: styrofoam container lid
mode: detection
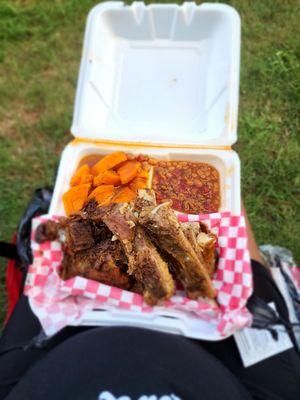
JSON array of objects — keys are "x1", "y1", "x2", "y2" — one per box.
[{"x1": 71, "y1": 1, "x2": 240, "y2": 147}]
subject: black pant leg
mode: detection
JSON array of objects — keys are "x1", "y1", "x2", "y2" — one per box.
[
  {"x1": 5, "y1": 327, "x2": 253, "y2": 400},
  {"x1": 199, "y1": 260, "x2": 300, "y2": 400},
  {"x1": 0, "y1": 295, "x2": 90, "y2": 399},
  {"x1": 2, "y1": 261, "x2": 300, "y2": 400},
  {"x1": 0, "y1": 295, "x2": 41, "y2": 351},
  {"x1": 0, "y1": 295, "x2": 42, "y2": 398}
]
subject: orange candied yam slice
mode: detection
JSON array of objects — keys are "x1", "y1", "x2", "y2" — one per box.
[
  {"x1": 88, "y1": 185, "x2": 114, "y2": 205},
  {"x1": 72, "y1": 174, "x2": 93, "y2": 186},
  {"x1": 117, "y1": 161, "x2": 141, "y2": 185},
  {"x1": 93, "y1": 170, "x2": 121, "y2": 187},
  {"x1": 88, "y1": 185, "x2": 114, "y2": 200},
  {"x1": 70, "y1": 164, "x2": 92, "y2": 186},
  {"x1": 129, "y1": 177, "x2": 148, "y2": 193},
  {"x1": 138, "y1": 169, "x2": 149, "y2": 180},
  {"x1": 112, "y1": 187, "x2": 136, "y2": 203},
  {"x1": 91, "y1": 151, "x2": 127, "y2": 176},
  {"x1": 62, "y1": 183, "x2": 92, "y2": 215}
]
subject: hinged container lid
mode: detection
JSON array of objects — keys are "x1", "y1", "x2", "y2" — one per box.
[{"x1": 71, "y1": 1, "x2": 240, "y2": 147}]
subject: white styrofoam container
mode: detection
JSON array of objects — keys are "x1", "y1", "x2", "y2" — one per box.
[
  {"x1": 78, "y1": 306, "x2": 222, "y2": 341},
  {"x1": 72, "y1": 1, "x2": 240, "y2": 146},
  {"x1": 48, "y1": 2, "x2": 242, "y2": 340},
  {"x1": 49, "y1": 141, "x2": 240, "y2": 215}
]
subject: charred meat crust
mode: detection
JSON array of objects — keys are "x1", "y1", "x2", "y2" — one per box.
[
  {"x1": 60, "y1": 240, "x2": 132, "y2": 290},
  {"x1": 35, "y1": 189, "x2": 217, "y2": 304},
  {"x1": 136, "y1": 191, "x2": 215, "y2": 299},
  {"x1": 97, "y1": 203, "x2": 175, "y2": 304},
  {"x1": 181, "y1": 222, "x2": 217, "y2": 278},
  {"x1": 134, "y1": 226, "x2": 175, "y2": 305},
  {"x1": 35, "y1": 220, "x2": 59, "y2": 243},
  {"x1": 61, "y1": 218, "x2": 95, "y2": 254},
  {"x1": 96, "y1": 203, "x2": 136, "y2": 273}
]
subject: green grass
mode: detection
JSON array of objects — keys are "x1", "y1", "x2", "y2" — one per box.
[{"x1": 0, "y1": 0, "x2": 299, "y2": 324}]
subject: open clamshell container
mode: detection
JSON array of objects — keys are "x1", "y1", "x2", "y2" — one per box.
[{"x1": 49, "y1": 2, "x2": 241, "y2": 339}]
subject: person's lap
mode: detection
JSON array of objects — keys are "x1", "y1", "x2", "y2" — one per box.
[
  {"x1": 0, "y1": 261, "x2": 299, "y2": 399},
  {"x1": 0, "y1": 296, "x2": 88, "y2": 398},
  {"x1": 4, "y1": 326, "x2": 253, "y2": 400}
]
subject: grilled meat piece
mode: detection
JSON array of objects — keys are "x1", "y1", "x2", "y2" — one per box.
[
  {"x1": 79, "y1": 200, "x2": 113, "y2": 243},
  {"x1": 97, "y1": 202, "x2": 175, "y2": 304},
  {"x1": 137, "y1": 190, "x2": 215, "y2": 299},
  {"x1": 181, "y1": 222, "x2": 205, "y2": 262},
  {"x1": 130, "y1": 280, "x2": 144, "y2": 295},
  {"x1": 196, "y1": 231, "x2": 217, "y2": 278},
  {"x1": 134, "y1": 226, "x2": 175, "y2": 305},
  {"x1": 60, "y1": 216, "x2": 95, "y2": 254},
  {"x1": 133, "y1": 189, "x2": 157, "y2": 213},
  {"x1": 90, "y1": 220, "x2": 112, "y2": 243},
  {"x1": 35, "y1": 220, "x2": 59, "y2": 243},
  {"x1": 181, "y1": 222, "x2": 217, "y2": 278},
  {"x1": 34, "y1": 190, "x2": 217, "y2": 304},
  {"x1": 36, "y1": 207, "x2": 110, "y2": 251},
  {"x1": 81, "y1": 199, "x2": 99, "y2": 216},
  {"x1": 96, "y1": 203, "x2": 136, "y2": 273},
  {"x1": 60, "y1": 240, "x2": 132, "y2": 290},
  {"x1": 80, "y1": 199, "x2": 103, "y2": 223},
  {"x1": 83, "y1": 262, "x2": 132, "y2": 289}
]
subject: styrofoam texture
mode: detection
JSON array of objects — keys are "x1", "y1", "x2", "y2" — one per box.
[
  {"x1": 49, "y1": 141, "x2": 241, "y2": 216},
  {"x1": 78, "y1": 306, "x2": 223, "y2": 341},
  {"x1": 71, "y1": 1, "x2": 240, "y2": 146}
]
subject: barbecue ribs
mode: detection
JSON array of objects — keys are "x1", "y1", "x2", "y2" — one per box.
[
  {"x1": 137, "y1": 190, "x2": 215, "y2": 299},
  {"x1": 181, "y1": 222, "x2": 217, "y2": 278},
  {"x1": 60, "y1": 239, "x2": 132, "y2": 290},
  {"x1": 97, "y1": 202, "x2": 175, "y2": 304}
]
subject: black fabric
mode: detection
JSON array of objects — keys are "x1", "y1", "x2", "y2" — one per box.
[
  {"x1": 0, "y1": 296, "x2": 88, "y2": 399},
  {"x1": 4, "y1": 327, "x2": 252, "y2": 400},
  {"x1": 251, "y1": 259, "x2": 289, "y2": 319},
  {"x1": 198, "y1": 333, "x2": 300, "y2": 400},
  {"x1": 198, "y1": 260, "x2": 300, "y2": 400},
  {"x1": 0, "y1": 242, "x2": 19, "y2": 260},
  {"x1": 0, "y1": 261, "x2": 299, "y2": 400},
  {"x1": 16, "y1": 187, "x2": 53, "y2": 266}
]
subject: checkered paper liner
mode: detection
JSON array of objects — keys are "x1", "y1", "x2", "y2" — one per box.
[{"x1": 24, "y1": 212, "x2": 253, "y2": 338}]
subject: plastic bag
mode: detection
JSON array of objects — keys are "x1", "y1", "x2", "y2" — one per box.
[
  {"x1": 260, "y1": 245, "x2": 300, "y2": 322},
  {"x1": 16, "y1": 187, "x2": 53, "y2": 266}
]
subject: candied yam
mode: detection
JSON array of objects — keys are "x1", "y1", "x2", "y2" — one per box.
[
  {"x1": 88, "y1": 185, "x2": 114, "y2": 200},
  {"x1": 117, "y1": 161, "x2": 141, "y2": 184},
  {"x1": 62, "y1": 183, "x2": 92, "y2": 215},
  {"x1": 70, "y1": 164, "x2": 91, "y2": 186},
  {"x1": 91, "y1": 152, "x2": 127, "y2": 175},
  {"x1": 138, "y1": 169, "x2": 149, "y2": 180},
  {"x1": 71, "y1": 174, "x2": 94, "y2": 186},
  {"x1": 129, "y1": 177, "x2": 148, "y2": 193},
  {"x1": 112, "y1": 187, "x2": 136, "y2": 203},
  {"x1": 94, "y1": 170, "x2": 121, "y2": 187}
]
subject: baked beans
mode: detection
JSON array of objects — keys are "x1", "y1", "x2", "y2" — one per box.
[{"x1": 151, "y1": 160, "x2": 220, "y2": 214}]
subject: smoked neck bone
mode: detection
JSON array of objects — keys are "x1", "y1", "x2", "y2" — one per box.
[
  {"x1": 98, "y1": 203, "x2": 175, "y2": 304},
  {"x1": 137, "y1": 192, "x2": 215, "y2": 299},
  {"x1": 35, "y1": 215, "x2": 132, "y2": 290},
  {"x1": 60, "y1": 240, "x2": 132, "y2": 290},
  {"x1": 181, "y1": 222, "x2": 216, "y2": 278},
  {"x1": 134, "y1": 226, "x2": 175, "y2": 305},
  {"x1": 97, "y1": 203, "x2": 136, "y2": 273}
]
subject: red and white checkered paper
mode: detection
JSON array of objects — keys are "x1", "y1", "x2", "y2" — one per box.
[{"x1": 24, "y1": 212, "x2": 253, "y2": 338}]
